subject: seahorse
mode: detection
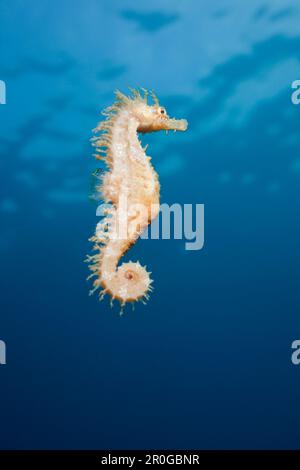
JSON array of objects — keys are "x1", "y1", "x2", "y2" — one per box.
[{"x1": 87, "y1": 89, "x2": 188, "y2": 310}]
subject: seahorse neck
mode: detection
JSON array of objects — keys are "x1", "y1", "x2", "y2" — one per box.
[{"x1": 110, "y1": 108, "x2": 147, "y2": 173}]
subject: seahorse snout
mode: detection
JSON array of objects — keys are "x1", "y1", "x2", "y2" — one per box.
[{"x1": 166, "y1": 118, "x2": 188, "y2": 132}]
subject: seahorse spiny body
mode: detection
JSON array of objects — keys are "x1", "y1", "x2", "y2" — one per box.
[{"x1": 87, "y1": 89, "x2": 188, "y2": 309}]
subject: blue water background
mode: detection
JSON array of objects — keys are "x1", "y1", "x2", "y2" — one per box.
[{"x1": 0, "y1": 0, "x2": 300, "y2": 449}]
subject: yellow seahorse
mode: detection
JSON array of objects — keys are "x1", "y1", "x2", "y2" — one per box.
[{"x1": 87, "y1": 89, "x2": 188, "y2": 309}]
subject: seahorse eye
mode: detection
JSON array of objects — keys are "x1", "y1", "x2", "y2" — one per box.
[{"x1": 160, "y1": 108, "x2": 166, "y2": 114}]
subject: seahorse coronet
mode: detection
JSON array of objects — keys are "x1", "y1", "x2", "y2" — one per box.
[{"x1": 87, "y1": 88, "x2": 188, "y2": 311}]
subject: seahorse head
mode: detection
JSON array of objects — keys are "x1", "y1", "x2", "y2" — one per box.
[
  {"x1": 136, "y1": 102, "x2": 188, "y2": 133},
  {"x1": 115, "y1": 89, "x2": 188, "y2": 134}
]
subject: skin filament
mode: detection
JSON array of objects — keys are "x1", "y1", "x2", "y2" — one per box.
[{"x1": 87, "y1": 89, "x2": 188, "y2": 311}]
